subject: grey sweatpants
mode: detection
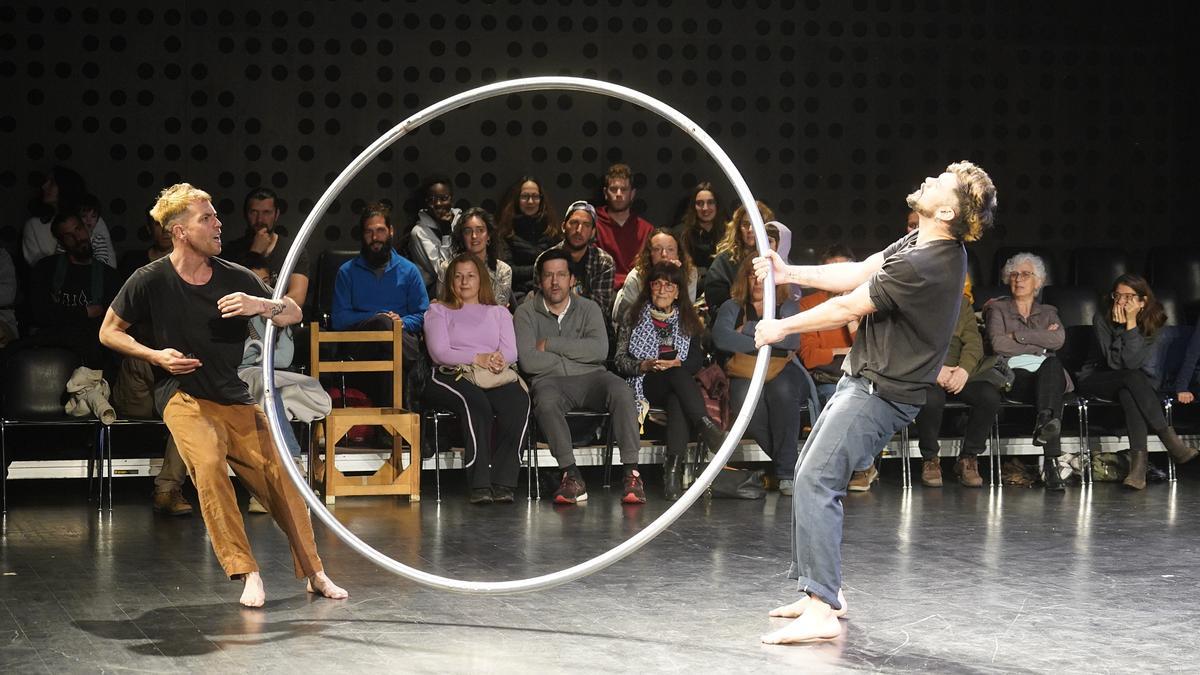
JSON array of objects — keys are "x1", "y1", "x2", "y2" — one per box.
[{"x1": 531, "y1": 370, "x2": 641, "y2": 468}]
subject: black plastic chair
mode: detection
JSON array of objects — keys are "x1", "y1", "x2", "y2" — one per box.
[
  {"x1": 311, "y1": 249, "x2": 359, "y2": 328},
  {"x1": 1146, "y1": 246, "x2": 1200, "y2": 324},
  {"x1": 1068, "y1": 247, "x2": 1131, "y2": 297}
]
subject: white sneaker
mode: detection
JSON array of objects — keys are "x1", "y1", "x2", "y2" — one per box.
[{"x1": 778, "y1": 479, "x2": 794, "y2": 496}]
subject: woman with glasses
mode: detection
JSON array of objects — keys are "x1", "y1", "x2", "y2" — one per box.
[
  {"x1": 613, "y1": 262, "x2": 724, "y2": 501},
  {"x1": 496, "y1": 176, "x2": 558, "y2": 295},
  {"x1": 674, "y1": 181, "x2": 727, "y2": 275},
  {"x1": 983, "y1": 252, "x2": 1071, "y2": 490},
  {"x1": 1077, "y1": 274, "x2": 1197, "y2": 489},
  {"x1": 612, "y1": 228, "x2": 698, "y2": 325}
]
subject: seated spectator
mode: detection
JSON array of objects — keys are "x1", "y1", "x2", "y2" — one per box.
[
  {"x1": 221, "y1": 188, "x2": 310, "y2": 306},
  {"x1": 0, "y1": 248, "x2": 16, "y2": 347},
  {"x1": 435, "y1": 207, "x2": 513, "y2": 307},
  {"x1": 118, "y1": 205, "x2": 174, "y2": 280},
  {"x1": 76, "y1": 193, "x2": 116, "y2": 270},
  {"x1": 675, "y1": 181, "x2": 726, "y2": 277},
  {"x1": 712, "y1": 258, "x2": 809, "y2": 496},
  {"x1": 594, "y1": 163, "x2": 654, "y2": 289},
  {"x1": 614, "y1": 262, "x2": 724, "y2": 501},
  {"x1": 704, "y1": 201, "x2": 776, "y2": 321},
  {"x1": 26, "y1": 212, "x2": 121, "y2": 374},
  {"x1": 408, "y1": 176, "x2": 462, "y2": 293},
  {"x1": 1173, "y1": 324, "x2": 1200, "y2": 406},
  {"x1": 914, "y1": 278, "x2": 1004, "y2": 488},
  {"x1": 612, "y1": 228, "x2": 698, "y2": 325},
  {"x1": 983, "y1": 252, "x2": 1071, "y2": 490},
  {"x1": 547, "y1": 201, "x2": 616, "y2": 319},
  {"x1": 424, "y1": 253, "x2": 530, "y2": 504},
  {"x1": 1077, "y1": 274, "x2": 1197, "y2": 489},
  {"x1": 22, "y1": 166, "x2": 116, "y2": 268},
  {"x1": 515, "y1": 249, "x2": 645, "y2": 504},
  {"x1": 496, "y1": 176, "x2": 558, "y2": 295},
  {"x1": 798, "y1": 244, "x2": 858, "y2": 407},
  {"x1": 332, "y1": 202, "x2": 429, "y2": 405}
]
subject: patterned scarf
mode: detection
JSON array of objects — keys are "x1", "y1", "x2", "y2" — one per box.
[{"x1": 626, "y1": 304, "x2": 690, "y2": 409}]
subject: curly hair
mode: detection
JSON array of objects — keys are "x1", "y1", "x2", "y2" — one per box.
[
  {"x1": 714, "y1": 201, "x2": 775, "y2": 264},
  {"x1": 438, "y1": 252, "x2": 497, "y2": 308},
  {"x1": 632, "y1": 228, "x2": 694, "y2": 287},
  {"x1": 1001, "y1": 252, "x2": 1048, "y2": 291},
  {"x1": 149, "y1": 183, "x2": 213, "y2": 233},
  {"x1": 451, "y1": 206, "x2": 506, "y2": 268},
  {"x1": 944, "y1": 160, "x2": 997, "y2": 243},
  {"x1": 626, "y1": 261, "x2": 705, "y2": 337},
  {"x1": 496, "y1": 176, "x2": 559, "y2": 241}
]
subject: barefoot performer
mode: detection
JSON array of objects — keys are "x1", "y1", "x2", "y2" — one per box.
[
  {"x1": 100, "y1": 183, "x2": 348, "y2": 607},
  {"x1": 752, "y1": 162, "x2": 996, "y2": 644}
]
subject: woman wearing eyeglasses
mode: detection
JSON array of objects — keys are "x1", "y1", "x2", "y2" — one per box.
[
  {"x1": 983, "y1": 252, "x2": 1071, "y2": 490},
  {"x1": 613, "y1": 261, "x2": 725, "y2": 501},
  {"x1": 496, "y1": 176, "x2": 559, "y2": 295},
  {"x1": 612, "y1": 228, "x2": 698, "y2": 325},
  {"x1": 1076, "y1": 274, "x2": 1197, "y2": 489}
]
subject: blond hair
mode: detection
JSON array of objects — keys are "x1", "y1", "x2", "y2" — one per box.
[
  {"x1": 714, "y1": 201, "x2": 775, "y2": 264},
  {"x1": 149, "y1": 183, "x2": 212, "y2": 234}
]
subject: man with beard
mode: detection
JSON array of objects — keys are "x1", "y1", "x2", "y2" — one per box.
[
  {"x1": 222, "y1": 188, "x2": 310, "y2": 306},
  {"x1": 751, "y1": 161, "x2": 997, "y2": 645},
  {"x1": 408, "y1": 176, "x2": 462, "y2": 294},
  {"x1": 547, "y1": 201, "x2": 615, "y2": 320},
  {"x1": 594, "y1": 163, "x2": 654, "y2": 289},
  {"x1": 331, "y1": 202, "x2": 429, "y2": 402}
]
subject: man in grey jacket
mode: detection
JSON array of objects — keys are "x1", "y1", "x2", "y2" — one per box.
[{"x1": 514, "y1": 248, "x2": 646, "y2": 505}]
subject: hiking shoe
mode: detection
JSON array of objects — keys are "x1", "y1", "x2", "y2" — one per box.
[
  {"x1": 153, "y1": 489, "x2": 193, "y2": 516},
  {"x1": 921, "y1": 459, "x2": 943, "y2": 487},
  {"x1": 469, "y1": 487, "x2": 494, "y2": 504},
  {"x1": 848, "y1": 465, "x2": 878, "y2": 492},
  {"x1": 778, "y1": 479, "x2": 794, "y2": 496},
  {"x1": 553, "y1": 472, "x2": 588, "y2": 505},
  {"x1": 491, "y1": 485, "x2": 515, "y2": 504},
  {"x1": 956, "y1": 456, "x2": 983, "y2": 487},
  {"x1": 622, "y1": 471, "x2": 647, "y2": 504}
]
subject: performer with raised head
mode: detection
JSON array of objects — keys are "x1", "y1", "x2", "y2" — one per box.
[
  {"x1": 752, "y1": 162, "x2": 997, "y2": 644},
  {"x1": 99, "y1": 183, "x2": 348, "y2": 608}
]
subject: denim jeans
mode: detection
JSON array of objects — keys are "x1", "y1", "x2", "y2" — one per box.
[{"x1": 787, "y1": 375, "x2": 919, "y2": 609}]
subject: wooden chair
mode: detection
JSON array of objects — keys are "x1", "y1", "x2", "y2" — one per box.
[{"x1": 309, "y1": 320, "x2": 420, "y2": 503}]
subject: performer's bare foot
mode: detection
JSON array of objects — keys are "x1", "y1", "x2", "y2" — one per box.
[
  {"x1": 239, "y1": 572, "x2": 266, "y2": 608},
  {"x1": 768, "y1": 588, "x2": 848, "y2": 619},
  {"x1": 306, "y1": 571, "x2": 348, "y2": 600},
  {"x1": 761, "y1": 594, "x2": 842, "y2": 645}
]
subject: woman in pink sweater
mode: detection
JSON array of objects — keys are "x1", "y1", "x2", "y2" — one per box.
[{"x1": 423, "y1": 253, "x2": 530, "y2": 504}]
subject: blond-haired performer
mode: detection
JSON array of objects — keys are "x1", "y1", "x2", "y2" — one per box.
[
  {"x1": 99, "y1": 183, "x2": 347, "y2": 607},
  {"x1": 752, "y1": 162, "x2": 996, "y2": 644}
]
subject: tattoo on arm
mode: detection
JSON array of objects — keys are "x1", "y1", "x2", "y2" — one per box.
[{"x1": 269, "y1": 299, "x2": 284, "y2": 317}]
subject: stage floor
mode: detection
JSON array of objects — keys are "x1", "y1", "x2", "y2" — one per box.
[{"x1": 2, "y1": 466, "x2": 1198, "y2": 673}]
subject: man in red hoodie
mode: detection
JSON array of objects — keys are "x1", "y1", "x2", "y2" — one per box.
[{"x1": 594, "y1": 163, "x2": 654, "y2": 289}]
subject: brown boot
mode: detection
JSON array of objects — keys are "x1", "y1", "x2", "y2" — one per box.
[
  {"x1": 1123, "y1": 448, "x2": 1148, "y2": 490},
  {"x1": 956, "y1": 456, "x2": 984, "y2": 487},
  {"x1": 921, "y1": 459, "x2": 943, "y2": 487},
  {"x1": 1157, "y1": 427, "x2": 1199, "y2": 464},
  {"x1": 848, "y1": 465, "x2": 879, "y2": 492},
  {"x1": 153, "y1": 489, "x2": 193, "y2": 516}
]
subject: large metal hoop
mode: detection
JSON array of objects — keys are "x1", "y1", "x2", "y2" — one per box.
[{"x1": 262, "y1": 76, "x2": 777, "y2": 594}]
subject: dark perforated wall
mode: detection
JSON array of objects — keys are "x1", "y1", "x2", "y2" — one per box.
[{"x1": 0, "y1": 1, "x2": 1190, "y2": 274}]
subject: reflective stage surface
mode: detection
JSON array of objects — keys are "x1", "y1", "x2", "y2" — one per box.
[{"x1": 2, "y1": 466, "x2": 1198, "y2": 673}]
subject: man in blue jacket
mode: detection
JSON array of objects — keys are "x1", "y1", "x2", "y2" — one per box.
[{"x1": 331, "y1": 202, "x2": 429, "y2": 406}]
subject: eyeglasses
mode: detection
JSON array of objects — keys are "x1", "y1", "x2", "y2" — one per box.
[
  {"x1": 1007, "y1": 271, "x2": 1037, "y2": 281},
  {"x1": 650, "y1": 280, "x2": 678, "y2": 291},
  {"x1": 519, "y1": 193, "x2": 541, "y2": 202},
  {"x1": 1112, "y1": 292, "x2": 1140, "y2": 301}
]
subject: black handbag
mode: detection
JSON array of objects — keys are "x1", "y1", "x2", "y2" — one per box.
[{"x1": 710, "y1": 467, "x2": 767, "y2": 499}]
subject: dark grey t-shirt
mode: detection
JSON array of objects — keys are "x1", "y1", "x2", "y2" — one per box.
[
  {"x1": 111, "y1": 256, "x2": 271, "y2": 405},
  {"x1": 845, "y1": 230, "x2": 966, "y2": 405}
]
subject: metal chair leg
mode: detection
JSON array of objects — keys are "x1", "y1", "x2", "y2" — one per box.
[
  {"x1": 989, "y1": 416, "x2": 999, "y2": 489},
  {"x1": 1, "y1": 422, "x2": 6, "y2": 513},
  {"x1": 900, "y1": 426, "x2": 911, "y2": 490},
  {"x1": 1164, "y1": 398, "x2": 1177, "y2": 482},
  {"x1": 105, "y1": 425, "x2": 113, "y2": 512},
  {"x1": 602, "y1": 415, "x2": 615, "y2": 489},
  {"x1": 1079, "y1": 400, "x2": 1092, "y2": 486},
  {"x1": 433, "y1": 414, "x2": 442, "y2": 503}
]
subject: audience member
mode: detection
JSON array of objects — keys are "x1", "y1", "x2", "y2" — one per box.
[
  {"x1": 76, "y1": 193, "x2": 116, "y2": 269},
  {"x1": 612, "y1": 228, "x2": 698, "y2": 325},
  {"x1": 1077, "y1": 274, "x2": 1197, "y2": 489},
  {"x1": 614, "y1": 262, "x2": 723, "y2": 501},
  {"x1": 0, "y1": 248, "x2": 16, "y2": 347},
  {"x1": 408, "y1": 176, "x2": 462, "y2": 292},
  {"x1": 1173, "y1": 324, "x2": 1200, "y2": 406},
  {"x1": 27, "y1": 212, "x2": 121, "y2": 374},
  {"x1": 118, "y1": 206, "x2": 174, "y2": 280},
  {"x1": 424, "y1": 253, "x2": 529, "y2": 504},
  {"x1": 594, "y1": 163, "x2": 654, "y2": 288},
  {"x1": 705, "y1": 204, "x2": 778, "y2": 321},
  {"x1": 435, "y1": 207, "x2": 513, "y2": 307},
  {"x1": 798, "y1": 244, "x2": 858, "y2": 407},
  {"x1": 983, "y1": 252, "x2": 1070, "y2": 490},
  {"x1": 712, "y1": 258, "x2": 809, "y2": 496},
  {"x1": 675, "y1": 181, "x2": 726, "y2": 276},
  {"x1": 496, "y1": 176, "x2": 558, "y2": 294},
  {"x1": 547, "y1": 200, "x2": 616, "y2": 319},
  {"x1": 514, "y1": 249, "x2": 644, "y2": 505},
  {"x1": 914, "y1": 278, "x2": 1004, "y2": 488},
  {"x1": 221, "y1": 188, "x2": 310, "y2": 306},
  {"x1": 22, "y1": 166, "x2": 115, "y2": 268}
]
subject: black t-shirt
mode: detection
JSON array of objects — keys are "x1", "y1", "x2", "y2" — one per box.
[
  {"x1": 567, "y1": 255, "x2": 591, "y2": 298},
  {"x1": 111, "y1": 256, "x2": 272, "y2": 405},
  {"x1": 845, "y1": 230, "x2": 966, "y2": 405},
  {"x1": 31, "y1": 254, "x2": 121, "y2": 334},
  {"x1": 222, "y1": 231, "x2": 310, "y2": 289}
]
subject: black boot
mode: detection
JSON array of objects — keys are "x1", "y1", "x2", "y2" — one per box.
[
  {"x1": 1042, "y1": 458, "x2": 1065, "y2": 491},
  {"x1": 699, "y1": 417, "x2": 727, "y2": 454},
  {"x1": 663, "y1": 453, "x2": 683, "y2": 501},
  {"x1": 1156, "y1": 427, "x2": 1199, "y2": 464},
  {"x1": 1032, "y1": 409, "x2": 1061, "y2": 447},
  {"x1": 1124, "y1": 449, "x2": 1148, "y2": 490}
]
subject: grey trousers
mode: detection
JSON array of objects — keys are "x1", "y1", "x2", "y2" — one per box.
[
  {"x1": 788, "y1": 375, "x2": 918, "y2": 610},
  {"x1": 531, "y1": 370, "x2": 641, "y2": 468}
]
